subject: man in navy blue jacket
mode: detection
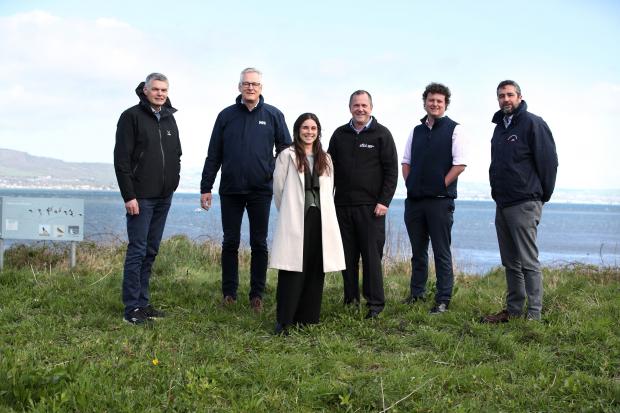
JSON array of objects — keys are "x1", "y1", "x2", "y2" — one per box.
[
  {"x1": 481, "y1": 80, "x2": 558, "y2": 323},
  {"x1": 401, "y1": 83, "x2": 467, "y2": 315},
  {"x1": 200, "y1": 67, "x2": 291, "y2": 312}
]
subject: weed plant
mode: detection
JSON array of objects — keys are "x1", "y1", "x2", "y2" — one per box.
[{"x1": 0, "y1": 237, "x2": 618, "y2": 412}]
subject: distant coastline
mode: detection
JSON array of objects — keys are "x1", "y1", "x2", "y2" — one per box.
[
  {"x1": 2, "y1": 186, "x2": 619, "y2": 206},
  {"x1": 2, "y1": 148, "x2": 619, "y2": 205}
]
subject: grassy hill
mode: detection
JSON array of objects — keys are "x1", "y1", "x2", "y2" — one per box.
[{"x1": 0, "y1": 237, "x2": 618, "y2": 412}]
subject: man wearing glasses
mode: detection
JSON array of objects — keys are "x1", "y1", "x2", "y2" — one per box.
[{"x1": 200, "y1": 67, "x2": 291, "y2": 313}]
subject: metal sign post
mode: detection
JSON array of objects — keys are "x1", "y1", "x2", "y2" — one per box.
[
  {"x1": 0, "y1": 238, "x2": 4, "y2": 271},
  {"x1": 70, "y1": 241, "x2": 77, "y2": 268}
]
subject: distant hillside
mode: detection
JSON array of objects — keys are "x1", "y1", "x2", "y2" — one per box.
[
  {"x1": 0, "y1": 148, "x2": 117, "y2": 190},
  {"x1": 2, "y1": 148, "x2": 618, "y2": 203}
]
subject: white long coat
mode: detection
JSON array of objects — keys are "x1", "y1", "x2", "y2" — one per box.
[{"x1": 269, "y1": 147, "x2": 346, "y2": 272}]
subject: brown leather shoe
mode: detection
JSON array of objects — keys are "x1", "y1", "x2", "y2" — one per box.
[
  {"x1": 479, "y1": 309, "x2": 520, "y2": 324},
  {"x1": 222, "y1": 295, "x2": 236, "y2": 306},
  {"x1": 250, "y1": 296, "x2": 263, "y2": 313}
]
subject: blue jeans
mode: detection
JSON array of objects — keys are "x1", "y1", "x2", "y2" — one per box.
[
  {"x1": 219, "y1": 193, "x2": 271, "y2": 299},
  {"x1": 122, "y1": 195, "x2": 172, "y2": 317}
]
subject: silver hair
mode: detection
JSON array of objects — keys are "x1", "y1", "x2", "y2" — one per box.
[
  {"x1": 496, "y1": 80, "x2": 522, "y2": 97},
  {"x1": 145, "y1": 73, "x2": 169, "y2": 88},
  {"x1": 239, "y1": 67, "x2": 262, "y2": 84}
]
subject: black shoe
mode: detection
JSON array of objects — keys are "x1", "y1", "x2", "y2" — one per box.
[
  {"x1": 344, "y1": 299, "x2": 360, "y2": 307},
  {"x1": 365, "y1": 309, "x2": 381, "y2": 319},
  {"x1": 402, "y1": 295, "x2": 425, "y2": 305},
  {"x1": 143, "y1": 305, "x2": 166, "y2": 319},
  {"x1": 430, "y1": 302, "x2": 449, "y2": 315},
  {"x1": 274, "y1": 323, "x2": 289, "y2": 336},
  {"x1": 124, "y1": 308, "x2": 149, "y2": 325}
]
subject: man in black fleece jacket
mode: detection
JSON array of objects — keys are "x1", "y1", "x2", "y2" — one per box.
[
  {"x1": 481, "y1": 80, "x2": 558, "y2": 324},
  {"x1": 114, "y1": 73, "x2": 181, "y2": 325},
  {"x1": 328, "y1": 90, "x2": 398, "y2": 319}
]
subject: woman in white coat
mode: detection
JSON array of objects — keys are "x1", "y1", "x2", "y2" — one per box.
[{"x1": 270, "y1": 113, "x2": 346, "y2": 334}]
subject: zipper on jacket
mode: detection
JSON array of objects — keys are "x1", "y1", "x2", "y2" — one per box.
[
  {"x1": 132, "y1": 151, "x2": 145, "y2": 174},
  {"x1": 159, "y1": 127, "x2": 166, "y2": 189}
]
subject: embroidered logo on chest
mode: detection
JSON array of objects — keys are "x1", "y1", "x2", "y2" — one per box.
[
  {"x1": 359, "y1": 143, "x2": 375, "y2": 149},
  {"x1": 506, "y1": 135, "x2": 518, "y2": 142},
  {"x1": 258, "y1": 120, "x2": 267, "y2": 125},
  {"x1": 166, "y1": 130, "x2": 172, "y2": 136}
]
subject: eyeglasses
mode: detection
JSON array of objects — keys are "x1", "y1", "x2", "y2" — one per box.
[{"x1": 241, "y1": 82, "x2": 262, "y2": 89}]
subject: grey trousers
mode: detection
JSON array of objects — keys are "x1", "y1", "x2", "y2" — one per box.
[{"x1": 495, "y1": 200, "x2": 543, "y2": 320}]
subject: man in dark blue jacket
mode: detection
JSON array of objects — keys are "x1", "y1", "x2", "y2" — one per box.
[
  {"x1": 481, "y1": 80, "x2": 558, "y2": 323},
  {"x1": 200, "y1": 67, "x2": 291, "y2": 312},
  {"x1": 401, "y1": 83, "x2": 467, "y2": 315},
  {"x1": 114, "y1": 73, "x2": 182, "y2": 325}
]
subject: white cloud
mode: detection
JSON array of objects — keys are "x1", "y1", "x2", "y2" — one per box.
[
  {"x1": 0, "y1": 11, "x2": 148, "y2": 81},
  {"x1": 0, "y1": 11, "x2": 188, "y2": 166},
  {"x1": 1, "y1": 8, "x2": 619, "y2": 194}
]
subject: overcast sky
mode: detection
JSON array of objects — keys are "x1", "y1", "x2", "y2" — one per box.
[{"x1": 1, "y1": 0, "x2": 619, "y2": 193}]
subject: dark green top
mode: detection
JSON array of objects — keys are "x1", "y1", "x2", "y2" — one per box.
[{"x1": 304, "y1": 155, "x2": 320, "y2": 213}]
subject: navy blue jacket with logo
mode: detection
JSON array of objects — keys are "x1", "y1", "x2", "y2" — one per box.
[
  {"x1": 200, "y1": 95, "x2": 291, "y2": 195},
  {"x1": 328, "y1": 118, "x2": 398, "y2": 207},
  {"x1": 406, "y1": 115, "x2": 459, "y2": 200},
  {"x1": 114, "y1": 82, "x2": 182, "y2": 202},
  {"x1": 489, "y1": 101, "x2": 558, "y2": 208}
]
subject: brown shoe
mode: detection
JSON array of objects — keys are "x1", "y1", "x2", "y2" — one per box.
[
  {"x1": 479, "y1": 309, "x2": 520, "y2": 324},
  {"x1": 222, "y1": 295, "x2": 236, "y2": 306},
  {"x1": 250, "y1": 296, "x2": 263, "y2": 313}
]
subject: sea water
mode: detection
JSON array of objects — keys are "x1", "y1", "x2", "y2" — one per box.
[{"x1": 1, "y1": 189, "x2": 619, "y2": 274}]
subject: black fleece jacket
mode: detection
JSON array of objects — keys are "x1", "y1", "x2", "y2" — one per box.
[
  {"x1": 489, "y1": 101, "x2": 558, "y2": 208},
  {"x1": 328, "y1": 118, "x2": 398, "y2": 207},
  {"x1": 114, "y1": 82, "x2": 182, "y2": 202}
]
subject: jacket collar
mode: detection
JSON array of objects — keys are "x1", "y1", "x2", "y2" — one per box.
[
  {"x1": 287, "y1": 148, "x2": 305, "y2": 188},
  {"x1": 348, "y1": 116, "x2": 378, "y2": 134},
  {"x1": 419, "y1": 115, "x2": 452, "y2": 128},
  {"x1": 492, "y1": 100, "x2": 528, "y2": 125},
  {"x1": 288, "y1": 147, "x2": 323, "y2": 188},
  {"x1": 235, "y1": 94, "x2": 265, "y2": 112}
]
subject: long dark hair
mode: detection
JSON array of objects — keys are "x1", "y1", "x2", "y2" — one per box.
[{"x1": 292, "y1": 113, "x2": 330, "y2": 176}]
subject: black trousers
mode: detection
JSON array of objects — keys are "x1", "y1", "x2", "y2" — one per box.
[
  {"x1": 276, "y1": 207, "x2": 325, "y2": 326},
  {"x1": 404, "y1": 197, "x2": 455, "y2": 304},
  {"x1": 336, "y1": 205, "x2": 385, "y2": 311},
  {"x1": 220, "y1": 193, "x2": 272, "y2": 300}
]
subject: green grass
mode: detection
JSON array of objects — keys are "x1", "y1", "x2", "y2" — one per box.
[{"x1": 0, "y1": 236, "x2": 618, "y2": 412}]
